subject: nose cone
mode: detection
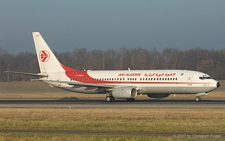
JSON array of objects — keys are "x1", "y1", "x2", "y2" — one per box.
[{"x1": 217, "y1": 82, "x2": 220, "y2": 88}]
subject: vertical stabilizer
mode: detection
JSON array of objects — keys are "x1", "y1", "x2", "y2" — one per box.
[{"x1": 32, "y1": 32, "x2": 64, "y2": 73}]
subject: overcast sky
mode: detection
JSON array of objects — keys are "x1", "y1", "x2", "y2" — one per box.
[{"x1": 0, "y1": 0, "x2": 225, "y2": 54}]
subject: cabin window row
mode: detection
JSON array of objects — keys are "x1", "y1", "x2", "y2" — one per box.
[
  {"x1": 140, "y1": 78, "x2": 178, "y2": 81},
  {"x1": 70, "y1": 77, "x2": 178, "y2": 81},
  {"x1": 71, "y1": 78, "x2": 125, "y2": 81}
]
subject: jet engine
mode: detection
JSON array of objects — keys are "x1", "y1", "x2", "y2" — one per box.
[
  {"x1": 147, "y1": 94, "x2": 170, "y2": 98},
  {"x1": 112, "y1": 86, "x2": 137, "y2": 98}
]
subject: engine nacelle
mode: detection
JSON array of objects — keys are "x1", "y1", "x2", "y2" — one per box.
[
  {"x1": 112, "y1": 86, "x2": 137, "y2": 99},
  {"x1": 147, "y1": 94, "x2": 170, "y2": 98}
]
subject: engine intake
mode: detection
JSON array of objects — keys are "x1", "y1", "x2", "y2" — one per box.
[{"x1": 112, "y1": 86, "x2": 137, "y2": 98}]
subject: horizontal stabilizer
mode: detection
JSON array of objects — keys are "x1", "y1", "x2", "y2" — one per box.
[{"x1": 5, "y1": 71, "x2": 48, "y2": 78}]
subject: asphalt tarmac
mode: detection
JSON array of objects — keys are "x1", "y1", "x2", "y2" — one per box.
[
  {"x1": 0, "y1": 98, "x2": 224, "y2": 108},
  {"x1": 0, "y1": 129, "x2": 224, "y2": 137}
]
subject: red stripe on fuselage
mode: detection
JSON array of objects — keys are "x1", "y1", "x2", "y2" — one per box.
[
  {"x1": 61, "y1": 64, "x2": 103, "y2": 83},
  {"x1": 60, "y1": 65, "x2": 214, "y2": 85}
]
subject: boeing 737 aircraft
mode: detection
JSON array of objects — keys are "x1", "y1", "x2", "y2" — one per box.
[{"x1": 8, "y1": 32, "x2": 220, "y2": 102}]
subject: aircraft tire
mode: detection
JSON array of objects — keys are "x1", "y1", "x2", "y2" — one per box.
[
  {"x1": 106, "y1": 96, "x2": 115, "y2": 102},
  {"x1": 106, "y1": 96, "x2": 111, "y2": 102},
  {"x1": 195, "y1": 97, "x2": 201, "y2": 102},
  {"x1": 111, "y1": 97, "x2": 115, "y2": 102}
]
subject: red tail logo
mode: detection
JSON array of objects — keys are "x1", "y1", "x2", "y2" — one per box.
[{"x1": 39, "y1": 50, "x2": 50, "y2": 62}]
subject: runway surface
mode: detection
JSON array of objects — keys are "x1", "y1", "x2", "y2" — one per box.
[
  {"x1": 0, "y1": 129, "x2": 224, "y2": 137},
  {"x1": 0, "y1": 98, "x2": 224, "y2": 108}
]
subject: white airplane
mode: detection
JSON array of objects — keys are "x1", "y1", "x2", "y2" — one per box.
[{"x1": 8, "y1": 32, "x2": 220, "y2": 102}]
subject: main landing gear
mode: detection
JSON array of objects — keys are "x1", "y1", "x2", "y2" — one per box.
[
  {"x1": 195, "y1": 97, "x2": 201, "y2": 102},
  {"x1": 106, "y1": 96, "x2": 115, "y2": 102},
  {"x1": 105, "y1": 96, "x2": 135, "y2": 102}
]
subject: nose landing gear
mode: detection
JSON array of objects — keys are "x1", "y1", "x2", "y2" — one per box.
[{"x1": 195, "y1": 92, "x2": 208, "y2": 102}]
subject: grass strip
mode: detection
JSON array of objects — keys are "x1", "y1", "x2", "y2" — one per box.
[
  {"x1": 0, "y1": 108, "x2": 224, "y2": 133},
  {"x1": 0, "y1": 133, "x2": 224, "y2": 141}
]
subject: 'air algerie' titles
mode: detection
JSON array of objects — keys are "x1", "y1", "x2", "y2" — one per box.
[{"x1": 118, "y1": 73, "x2": 141, "y2": 76}]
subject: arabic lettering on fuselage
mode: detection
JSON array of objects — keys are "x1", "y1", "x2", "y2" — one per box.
[
  {"x1": 144, "y1": 73, "x2": 176, "y2": 77},
  {"x1": 118, "y1": 73, "x2": 176, "y2": 77}
]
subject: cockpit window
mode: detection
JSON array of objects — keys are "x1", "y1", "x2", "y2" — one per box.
[{"x1": 199, "y1": 76, "x2": 211, "y2": 80}]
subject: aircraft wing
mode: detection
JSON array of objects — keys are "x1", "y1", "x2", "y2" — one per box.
[
  {"x1": 66, "y1": 81, "x2": 140, "y2": 92},
  {"x1": 43, "y1": 80, "x2": 115, "y2": 88},
  {"x1": 67, "y1": 81, "x2": 116, "y2": 88},
  {"x1": 5, "y1": 71, "x2": 48, "y2": 78}
]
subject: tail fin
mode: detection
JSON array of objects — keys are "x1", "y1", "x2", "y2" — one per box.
[{"x1": 32, "y1": 32, "x2": 64, "y2": 73}]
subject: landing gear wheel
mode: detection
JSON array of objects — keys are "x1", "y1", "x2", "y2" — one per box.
[
  {"x1": 106, "y1": 96, "x2": 111, "y2": 102},
  {"x1": 126, "y1": 98, "x2": 135, "y2": 102},
  {"x1": 195, "y1": 97, "x2": 201, "y2": 102},
  {"x1": 106, "y1": 96, "x2": 115, "y2": 102}
]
